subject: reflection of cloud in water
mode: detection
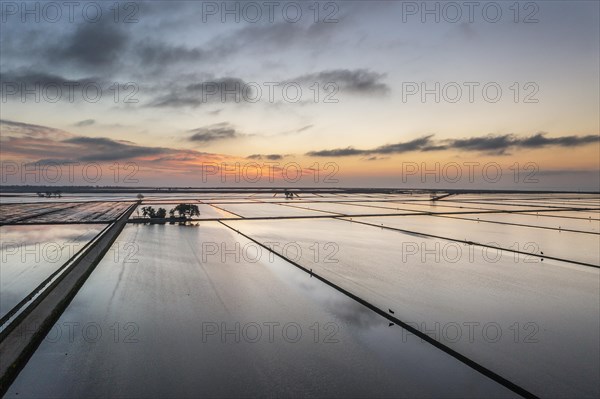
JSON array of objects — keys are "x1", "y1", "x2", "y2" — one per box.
[
  {"x1": 0, "y1": 225, "x2": 102, "y2": 245},
  {"x1": 324, "y1": 294, "x2": 383, "y2": 330},
  {"x1": 263, "y1": 253, "x2": 383, "y2": 331},
  {"x1": 297, "y1": 280, "x2": 316, "y2": 293}
]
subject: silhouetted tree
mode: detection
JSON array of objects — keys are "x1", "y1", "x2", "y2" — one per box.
[
  {"x1": 155, "y1": 208, "x2": 167, "y2": 218},
  {"x1": 141, "y1": 206, "x2": 157, "y2": 218},
  {"x1": 141, "y1": 206, "x2": 168, "y2": 222},
  {"x1": 169, "y1": 204, "x2": 200, "y2": 218}
]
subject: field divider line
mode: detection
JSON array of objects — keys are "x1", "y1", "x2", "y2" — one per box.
[
  {"x1": 337, "y1": 218, "x2": 599, "y2": 269},
  {"x1": 218, "y1": 220, "x2": 537, "y2": 399},
  {"x1": 386, "y1": 200, "x2": 600, "y2": 213},
  {"x1": 433, "y1": 214, "x2": 599, "y2": 235},
  {"x1": 202, "y1": 212, "x2": 430, "y2": 221},
  {"x1": 123, "y1": 210, "x2": 584, "y2": 224},
  {"x1": 0, "y1": 203, "x2": 134, "y2": 328},
  {"x1": 1, "y1": 203, "x2": 82, "y2": 225},
  {"x1": 205, "y1": 203, "x2": 245, "y2": 218},
  {"x1": 0, "y1": 202, "x2": 139, "y2": 395},
  {"x1": 442, "y1": 199, "x2": 600, "y2": 211},
  {"x1": 0, "y1": 224, "x2": 112, "y2": 331},
  {"x1": 0, "y1": 220, "x2": 114, "y2": 226},
  {"x1": 0, "y1": 201, "x2": 136, "y2": 226},
  {"x1": 272, "y1": 201, "x2": 346, "y2": 216},
  {"x1": 520, "y1": 211, "x2": 600, "y2": 222},
  {"x1": 0, "y1": 203, "x2": 58, "y2": 223}
]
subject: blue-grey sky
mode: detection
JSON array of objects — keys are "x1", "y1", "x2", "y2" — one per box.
[{"x1": 1, "y1": 1, "x2": 598, "y2": 189}]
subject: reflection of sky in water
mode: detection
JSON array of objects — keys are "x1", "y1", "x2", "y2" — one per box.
[
  {"x1": 7, "y1": 223, "x2": 512, "y2": 398},
  {"x1": 225, "y1": 217, "x2": 600, "y2": 398},
  {"x1": 0, "y1": 224, "x2": 104, "y2": 318},
  {"x1": 354, "y1": 214, "x2": 599, "y2": 266},
  {"x1": 217, "y1": 203, "x2": 332, "y2": 218},
  {"x1": 443, "y1": 213, "x2": 600, "y2": 234},
  {"x1": 1, "y1": 224, "x2": 101, "y2": 243},
  {"x1": 287, "y1": 202, "x2": 415, "y2": 215},
  {"x1": 523, "y1": 210, "x2": 600, "y2": 221},
  {"x1": 2, "y1": 193, "x2": 599, "y2": 397}
]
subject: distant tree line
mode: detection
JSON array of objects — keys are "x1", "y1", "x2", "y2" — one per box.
[{"x1": 37, "y1": 191, "x2": 62, "y2": 198}]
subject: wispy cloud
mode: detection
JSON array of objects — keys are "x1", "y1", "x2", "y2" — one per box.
[
  {"x1": 73, "y1": 119, "x2": 95, "y2": 127},
  {"x1": 188, "y1": 122, "x2": 242, "y2": 143},
  {"x1": 246, "y1": 154, "x2": 284, "y2": 161},
  {"x1": 0, "y1": 119, "x2": 70, "y2": 140},
  {"x1": 296, "y1": 124, "x2": 314, "y2": 133},
  {"x1": 292, "y1": 69, "x2": 389, "y2": 95},
  {"x1": 149, "y1": 77, "x2": 249, "y2": 108},
  {"x1": 275, "y1": 124, "x2": 315, "y2": 136},
  {"x1": 0, "y1": 120, "x2": 230, "y2": 166},
  {"x1": 307, "y1": 133, "x2": 600, "y2": 157},
  {"x1": 306, "y1": 147, "x2": 367, "y2": 157},
  {"x1": 0, "y1": 70, "x2": 100, "y2": 101},
  {"x1": 147, "y1": 67, "x2": 388, "y2": 109},
  {"x1": 62, "y1": 136, "x2": 169, "y2": 162}
]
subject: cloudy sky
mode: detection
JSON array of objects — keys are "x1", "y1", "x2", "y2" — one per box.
[{"x1": 1, "y1": 1, "x2": 598, "y2": 189}]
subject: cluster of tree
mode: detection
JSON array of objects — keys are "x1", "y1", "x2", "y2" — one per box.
[
  {"x1": 141, "y1": 206, "x2": 167, "y2": 219},
  {"x1": 140, "y1": 203, "x2": 200, "y2": 221},
  {"x1": 169, "y1": 204, "x2": 200, "y2": 218},
  {"x1": 37, "y1": 191, "x2": 62, "y2": 198},
  {"x1": 278, "y1": 190, "x2": 299, "y2": 199}
]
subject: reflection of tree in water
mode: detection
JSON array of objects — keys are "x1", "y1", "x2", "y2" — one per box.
[
  {"x1": 140, "y1": 204, "x2": 200, "y2": 225},
  {"x1": 169, "y1": 204, "x2": 200, "y2": 218}
]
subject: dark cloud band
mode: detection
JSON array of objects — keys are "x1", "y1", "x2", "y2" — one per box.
[{"x1": 306, "y1": 133, "x2": 600, "y2": 157}]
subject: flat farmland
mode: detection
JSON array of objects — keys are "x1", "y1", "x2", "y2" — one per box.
[{"x1": 0, "y1": 191, "x2": 598, "y2": 398}]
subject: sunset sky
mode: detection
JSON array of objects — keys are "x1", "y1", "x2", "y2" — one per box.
[{"x1": 1, "y1": 1, "x2": 598, "y2": 189}]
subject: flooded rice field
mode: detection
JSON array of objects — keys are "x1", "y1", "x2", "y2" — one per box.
[{"x1": 0, "y1": 191, "x2": 598, "y2": 398}]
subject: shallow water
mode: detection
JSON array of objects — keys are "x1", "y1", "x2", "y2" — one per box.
[
  {"x1": 6, "y1": 223, "x2": 513, "y2": 398},
  {"x1": 4, "y1": 193, "x2": 599, "y2": 398},
  {"x1": 284, "y1": 202, "x2": 418, "y2": 216},
  {"x1": 0, "y1": 224, "x2": 105, "y2": 318},
  {"x1": 224, "y1": 217, "x2": 600, "y2": 398},
  {"x1": 214, "y1": 202, "x2": 335, "y2": 218},
  {"x1": 441, "y1": 213, "x2": 600, "y2": 234},
  {"x1": 352, "y1": 214, "x2": 600, "y2": 266},
  {"x1": 522, "y1": 210, "x2": 600, "y2": 221},
  {"x1": 391, "y1": 201, "x2": 562, "y2": 213}
]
